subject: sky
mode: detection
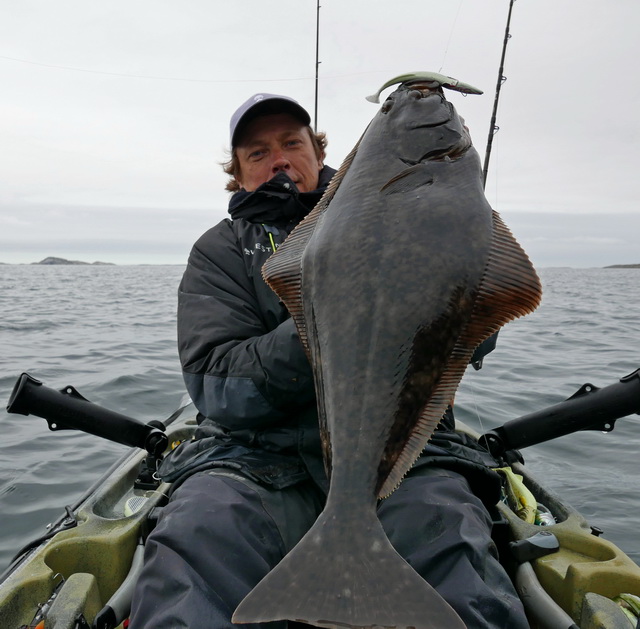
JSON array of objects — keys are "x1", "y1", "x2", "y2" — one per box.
[{"x1": 1, "y1": 0, "x2": 638, "y2": 268}]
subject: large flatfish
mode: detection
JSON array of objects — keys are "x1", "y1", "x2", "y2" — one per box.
[{"x1": 233, "y1": 73, "x2": 542, "y2": 629}]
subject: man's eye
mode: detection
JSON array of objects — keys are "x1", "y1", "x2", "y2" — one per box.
[
  {"x1": 249, "y1": 149, "x2": 265, "y2": 159},
  {"x1": 285, "y1": 139, "x2": 301, "y2": 147}
]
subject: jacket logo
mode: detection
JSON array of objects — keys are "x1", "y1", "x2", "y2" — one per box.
[{"x1": 244, "y1": 242, "x2": 273, "y2": 256}]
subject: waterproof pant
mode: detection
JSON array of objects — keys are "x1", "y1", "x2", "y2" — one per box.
[{"x1": 129, "y1": 466, "x2": 529, "y2": 629}]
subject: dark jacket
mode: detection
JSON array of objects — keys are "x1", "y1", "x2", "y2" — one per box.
[
  {"x1": 171, "y1": 168, "x2": 336, "y2": 491},
  {"x1": 168, "y1": 167, "x2": 501, "y2": 504}
]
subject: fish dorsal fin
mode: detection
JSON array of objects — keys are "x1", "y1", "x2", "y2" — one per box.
[
  {"x1": 378, "y1": 210, "x2": 542, "y2": 498},
  {"x1": 262, "y1": 141, "x2": 361, "y2": 475},
  {"x1": 262, "y1": 140, "x2": 360, "y2": 354}
]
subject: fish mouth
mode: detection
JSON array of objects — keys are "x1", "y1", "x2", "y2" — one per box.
[
  {"x1": 402, "y1": 80, "x2": 447, "y2": 106},
  {"x1": 404, "y1": 79, "x2": 445, "y2": 93}
]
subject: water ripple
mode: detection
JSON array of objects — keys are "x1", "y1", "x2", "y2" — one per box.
[{"x1": 1, "y1": 264, "x2": 639, "y2": 569}]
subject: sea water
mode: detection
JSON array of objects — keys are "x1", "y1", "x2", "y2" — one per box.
[{"x1": 0, "y1": 264, "x2": 638, "y2": 570}]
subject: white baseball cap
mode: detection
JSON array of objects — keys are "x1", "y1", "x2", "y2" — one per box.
[{"x1": 229, "y1": 93, "x2": 311, "y2": 147}]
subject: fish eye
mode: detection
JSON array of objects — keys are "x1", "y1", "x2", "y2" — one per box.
[{"x1": 381, "y1": 98, "x2": 394, "y2": 114}]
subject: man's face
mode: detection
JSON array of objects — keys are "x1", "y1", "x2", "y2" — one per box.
[{"x1": 234, "y1": 113, "x2": 323, "y2": 193}]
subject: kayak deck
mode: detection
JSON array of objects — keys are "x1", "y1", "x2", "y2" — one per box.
[{"x1": 502, "y1": 459, "x2": 640, "y2": 627}]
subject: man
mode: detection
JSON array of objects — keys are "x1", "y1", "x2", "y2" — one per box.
[{"x1": 129, "y1": 93, "x2": 529, "y2": 628}]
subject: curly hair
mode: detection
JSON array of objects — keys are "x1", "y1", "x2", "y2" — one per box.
[{"x1": 221, "y1": 128, "x2": 328, "y2": 193}]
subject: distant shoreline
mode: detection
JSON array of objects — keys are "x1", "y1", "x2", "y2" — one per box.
[
  {"x1": 0, "y1": 261, "x2": 185, "y2": 266},
  {"x1": 1, "y1": 257, "x2": 638, "y2": 268}
]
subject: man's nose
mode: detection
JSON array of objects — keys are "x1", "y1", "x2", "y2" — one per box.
[{"x1": 271, "y1": 155, "x2": 291, "y2": 174}]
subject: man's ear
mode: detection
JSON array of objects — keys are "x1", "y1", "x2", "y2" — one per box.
[{"x1": 234, "y1": 169, "x2": 244, "y2": 190}]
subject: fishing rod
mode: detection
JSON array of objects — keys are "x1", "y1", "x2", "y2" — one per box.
[
  {"x1": 314, "y1": 0, "x2": 321, "y2": 131},
  {"x1": 482, "y1": 0, "x2": 516, "y2": 189}
]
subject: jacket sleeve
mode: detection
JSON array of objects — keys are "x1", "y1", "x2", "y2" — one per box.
[{"x1": 177, "y1": 220, "x2": 316, "y2": 431}]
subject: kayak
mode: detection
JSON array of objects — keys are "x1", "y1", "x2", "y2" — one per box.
[
  {"x1": 2, "y1": 372, "x2": 640, "y2": 629},
  {"x1": 0, "y1": 396, "x2": 194, "y2": 629}
]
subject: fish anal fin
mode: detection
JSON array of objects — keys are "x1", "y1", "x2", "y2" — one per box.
[
  {"x1": 378, "y1": 356, "x2": 470, "y2": 499},
  {"x1": 375, "y1": 286, "x2": 470, "y2": 497}
]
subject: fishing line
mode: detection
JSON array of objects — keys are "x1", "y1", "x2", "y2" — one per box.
[
  {"x1": 464, "y1": 376, "x2": 487, "y2": 435},
  {"x1": 0, "y1": 54, "x2": 398, "y2": 85},
  {"x1": 438, "y1": 0, "x2": 465, "y2": 73},
  {"x1": 491, "y1": 135, "x2": 501, "y2": 210},
  {"x1": 0, "y1": 54, "x2": 313, "y2": 83},
  {"x1": 484, "y1": 130, "x2": 501, "y2": 211}
]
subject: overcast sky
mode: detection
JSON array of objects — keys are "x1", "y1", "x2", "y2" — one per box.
[{"x1": 1, "y1": 0, "x2": 638, "y2": 267}]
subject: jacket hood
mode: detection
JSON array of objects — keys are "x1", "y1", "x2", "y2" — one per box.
[{"x1": 228, "y1": 165, "x2": 336, "y2": 224}]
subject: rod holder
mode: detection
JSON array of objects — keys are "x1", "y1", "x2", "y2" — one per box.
[
  {"x1": 480, "y1": 368, "x2": 640, "y2": 458},
  {"x1": 7, "y1": 373, "x2": 168, "y2": 457}
]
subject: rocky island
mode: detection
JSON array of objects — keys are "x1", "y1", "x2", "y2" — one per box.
[
  {"x1": 32, "y1": 257, "x2": 115, "y2": 266},
  {"x1": 604, "y1": 264, "x2": 640, "y2": 269}
]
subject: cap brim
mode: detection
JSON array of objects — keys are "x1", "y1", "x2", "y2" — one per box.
[{"x1": 231, "y1": 98, "x2": 311, "y2": 147}]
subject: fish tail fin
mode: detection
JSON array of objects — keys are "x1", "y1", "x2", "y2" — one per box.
[{"x1": 232, "y1": 506, "x2": 465, "y2": 629}]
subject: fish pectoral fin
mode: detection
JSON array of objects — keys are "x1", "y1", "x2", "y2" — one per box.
[{"x1": 380, "y1": 164, "x2": 434, "y2": 194}]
